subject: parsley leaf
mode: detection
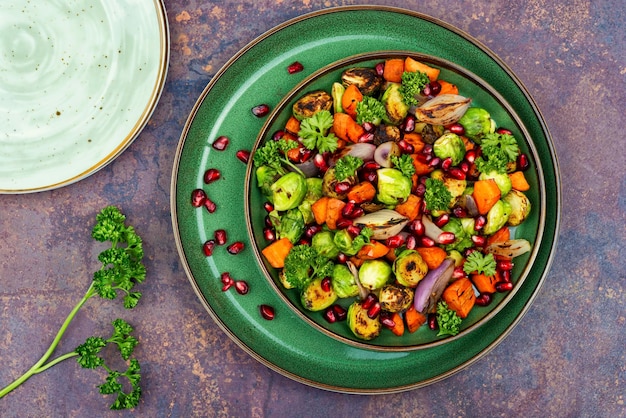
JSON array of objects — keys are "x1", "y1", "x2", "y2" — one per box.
[
  {"x1": 475, "y1": 132, "x2": 520, "y2": 174},
  {"x1": 252, "y1": 139, "x2": 299, "y2": 172},
  {"x1": 356, "y1": 95, "x2": 386, "y2": 125},
  {"x1": 334, "y1": 155, "x2": 363, "y2": 181},
  {"x1": 298, "y1": 110, "x2": 339, "y2": 153},
  {"x1": 400, "y1": 71, "x2": 430, "y2": 106},
  {"x1": 463, "y1": 251, "x2": 497, "y2": 276},
  {"x1": 390, "y1": 154, "x2": 416, "y2": 179},
  {"x1": 424, "y1": 178, "x2": 452, "y2": 212},
  {"x1": 437, "y1": 301, "x2": 462, "y2": 337}
]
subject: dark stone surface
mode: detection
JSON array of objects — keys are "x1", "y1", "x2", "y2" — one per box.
[{"x1": 1, "y1": 1, "x2": 624, "y2": 416}]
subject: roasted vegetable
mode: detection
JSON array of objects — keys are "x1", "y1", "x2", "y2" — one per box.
[
  {"x1": 380, "y1": 82, "x2": 410, "y2": 125},
  {"x1": 379, "y1": 284, "x2": 414, "y2": 312},
  {"x1": 393, "y1": 250, "x2": 429, "y2": 287},
  {"x1": 376, "y1": 168, "x2": 412, "y2": 205},
  {"x1": 415, "y1": 94, "x2": 471, "y2": 126},
  {"x1": 347, "y1": 301, "x2": 381, "y2": 340},
  {"x1": 483, "y1": 199, "x2": 512, "y2": 235},
  {"x1": 301, "y1": 277, "x2": 337, "y2": 311},
  {"x1": 352, "y1": 209, "x2": 409, "y2": 240},
  {"x1": 503, "y1": 189, "x2": 532, "y2": 226},
  {"x1": 341, "y1": 67, "x2": 383, "y2": 96},
  {"x1": 292, "y1": 90, "x2": 333, "y2": 121},
  {"x1": 433, "y1": 132, "x2": 466, "y2": 165},
  {"x1": 331, "y1": 264, "x2": 359, "y2": 298},
  {"x1": 271, "y1": 172, "x2": 307, "y2": 211},
  {"x1": 358, "y1": 259, "x2": 392, "y2": 290},
  {"x1": 457, "y1": 107, "x2": 493, "y2": 143}
]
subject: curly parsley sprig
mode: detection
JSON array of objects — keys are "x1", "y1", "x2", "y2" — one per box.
[{"x1": 0, "y1": 206, "x2": 146, "y2": 410}]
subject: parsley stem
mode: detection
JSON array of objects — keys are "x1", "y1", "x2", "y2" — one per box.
[{"x1": 0, "y1": 283, "x2": 94, "y2": 398}]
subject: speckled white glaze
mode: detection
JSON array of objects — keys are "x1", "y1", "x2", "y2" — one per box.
[{"x1": 0, "y1": 0, "x2": 168, "y2": 192}]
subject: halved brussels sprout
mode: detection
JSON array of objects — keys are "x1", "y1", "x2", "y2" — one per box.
[
  {"x1": 376, "y1": 168, "x2": 412, "y2": 205},
  {"x1": 433, "y1": 132, "x2": 466, "y2": 166},
  {"x1": 271, "y1": 172, "x2": 307, "y2": 211},
  {"x1": 379, "y1": 284, "x2": 414, "y2": 313},
  {"x1": 311, "y1": 231, "x2": 340, "y2": 259},
  {"x1": 358, "y1": 259, "x2": 392, "y2": 291},
  {"x1": 300, "y1": 277, "x2": 337, "y2": 311},
  {"x1": 393, "y1": 250, "x2": 428, "y2": 287},
  {"x1": 331, "y1": 82, "x2": 345, "y2": 114},
  {"x1": 381, "y1": 82, "x2": 409, "y2": 125},
  {"x1": 331, "y1": 264, "x2": 359, "y2": 298},
  {"x1": 347, "y1": 301, "x2": 381, "y2": 340},
  {"x1": 503, "y1": 189, "x2": 531, "y2": 226},
  {"x1": 431, "y1": 169, "x2": 467, "y2": 203},
  {"x1": 341, "y1": 67, "x2": 383, "y2": 96},
  {"x1": 483, "y1": 199, "x2": 512, "y2": 235},
  {"x1": 256, "y1": 166, "x2": 280, "y2": 200},
  {"x1": 322, "y1": 167, "x2": 358, "y2": 199},
  {"x1": 292, "y1": 90, "x2": 333, "y2": 121}
]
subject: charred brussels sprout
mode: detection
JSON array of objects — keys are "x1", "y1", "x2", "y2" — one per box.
[
  {"x1": 379, "y1": 284, "x2": 414, "y2": 313},
  {"x1": 341, "y1": 67, "x2": 383, "y2": 96},
  {"x1": 347, "y1": 301, "x2": 381, "y2": 340},
  {"x1": 373, "y1": 124, "x2": 402, "y2": 145},
  {"x1": 458, "y1": 107, "x2": 494, "y2": 144},
  {"x1": 381, "y1": 83, "x2": 410, "y2": 125},
  {"x1": 292, "y1": 90, "x2": 333, "y2": 121},
  {"x1": 393, "y1": 250, "x2": 429, "y2": 287},
  {"x1": 331, "y1": 264, "x2": 359, "y2": 298},
  {"x1": 311, "y1": 231, "x2": 340, "y2": 259},
  {"x1": 503, "y1": 189, "x2": 531, "y2": 226},
  {"x1": 433, "y1": 132, "x2": 466, "y2": 166},
  {"x1": 420, "y1": 123, "x2": 445, "y2": 144},
  {"x1": 431, "y1": 169, "x2": 467, "y2": 203},
  {"x1": 322, "y1": 166, "x2": 358, "y2": 199},
  {"x1": 271, "y1": 172, "x2": 307, "y2": 211},
  {"x1": 300, "y1": 277, "x2": 337, "y2": 311},
  {"x1": 299, "y1": 178, "x2": 324, "y2": 224},
  {"x1": 376, "y1": 168, "x2": 412, "y2": 206},
  {"x1": 358, "y1": 259, "x2": 392, "y2": 291},
  {"x1": 483, "y1": 200, "x2": 512, "y2": 235}
]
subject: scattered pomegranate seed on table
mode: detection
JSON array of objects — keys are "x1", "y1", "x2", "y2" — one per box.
[
  {"x1": 203, "y1": 168, "x2": 221, "y2": 184},
  {"x1": 251, "y1": 104, "x2": 270, "y2": 117},
  {"x1": 236, "y1": 149, "x2": 250, "y2": 163},
  {"x1": 212, "y1": 135, "x2": 229, "y2": 150},
  {"x1": 287, "y1": 61, "x2": 303, "y2": 74},
  {"x1": 259, "y1": 304, "x2": 275, "y2": 320}
]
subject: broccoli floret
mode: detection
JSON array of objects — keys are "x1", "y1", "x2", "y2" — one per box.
[{"x1": 283, "y1": 245, "x2": 335, "y2": 289}]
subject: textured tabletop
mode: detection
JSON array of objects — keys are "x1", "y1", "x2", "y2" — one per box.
[{"x1": 1, "y1": 1, "x2": 624, "y2": 417}]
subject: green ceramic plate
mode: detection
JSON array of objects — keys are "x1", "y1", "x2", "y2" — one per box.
[{"x1": 171, "y1": 6, "x2": 560, "y2": 392}]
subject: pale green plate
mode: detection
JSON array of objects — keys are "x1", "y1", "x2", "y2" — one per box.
[{"x1": 171, "y1": 6, "x2": 560, "y2": 392}]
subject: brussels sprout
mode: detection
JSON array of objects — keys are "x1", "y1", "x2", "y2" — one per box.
[
  {"x1": 358, "y1": 259, "x2": 392, "y2": 291},
  {"x1": 431, "y1": 169, "x2": 467, "y2": 202},
  {"x1": 376, "y1": 168, "x2": 412, "y2": 205},
  {"x1": 420, "y1": 123, "x2": 445, "y2": 144},
  {"x1": 271, "y1": 172, "x2": 307, "y2": 211},
  {"x1": 332, "y1": 229, "x2": 363, "y2": 257},
  {"x1": 292, "y1": 90, "x2": 333, "y2": 121},
  {"x1": 299, "y1": 178, "x2": 324, "y2": 224},
  {"x1": 347, "y1": 301, "x2": 381, "y2": 340},
  {"x1": 373, "y1": 124, "x2": 402, "y2": 145},
  {"x1": 331, "y1": 82, "x2": 345, "y2": 114},
  {"x1": 447, "y1": 250, "x2": 464, "y2": 267},
  {"x1": 341, "y1": 67, "x2": 383, "y2": 96},
  {"x1": 322, "y1": 167, "x2": 358, "y2": 199},
  {"x1": 300, "y1": 277, "x2": 337, "y2": 311},
  {"x1": 442, "y1": 217, "x2": 474, "y2": 252},
  {"x1": 256, "y1": 166, "x2": 280, "y2": 200},
  {"x1": 483, "y1": 200, "x2": 512, "y2": 235},
  {"x1": 503, "y1": 189, "x2": 531, "y2": 226},
  {"x1": 433, "y1": 132, "x2": 466, "y2": 166},
  {"x1": 379, "y1": 284, "x2": 414, "y2": 313},
  {"x1": 278, "y1": 269, "x2": 294, "y2": 289},
  {"x1": 269, "y1": 208, "x2": 305, "y2": 243},
  {"x1": 311, "y1": 231, "x2": 340, "y2": 259},
  {"x1": 381, "y1": 83, "x2": 410, "y2": 125},
  {"x1": 458, "y1": 107, "x2": 494, "y2": 143},
  {"x1": 393, "y1": 250, "x2": 428, "y2": 287},
  {"x1": 331, "y1": 264, "x2": 359, "y2": 298},
  {"x1": 479, "y1": 170, "x2": 512, "y2": 196}
]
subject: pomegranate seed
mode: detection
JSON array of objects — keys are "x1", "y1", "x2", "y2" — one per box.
[
  {"x1": 429, "y1": 157, "x2": 441, "y2": 168},
  {"x1": 380, "y1": 316, "x2": 396, "y2": 329},
  {"x1": 202, "y1": 240, "x2": 215, "y2": 256},
  {"x1": 358, "y1": 132, "x2": 375, "y2": 143},
  {"x1": 214, "y1": 229, "x2": 227, "y2": 245},
  {"x1": 299, "y1": 147, "x2": 313, "y2": 162},
  {"x1": 342, "y1": 201, "x2": 356, "y2": 217},
  {"x1": 362, "y1": 122, "x2": 375, "y2": 132},
  {"x1": 212, "y1": 135, "x2": 229, "y2": 150},
  {"x1": 305, "y1": 224, "x2": 322, "y2": 238},
  {"x1": 236, "y1": 149, "x2": 250, "y2": 163},
  {"x1": 498, "y1": 260, "x2": 514, "y2": 271},
  {"x1": 332, "y1": 304, "x2": 347, "y2": 321},
  {"x1": 453, "y1": 266, "x2": 466, "y2": 279},
  {"x1": 434, "y1": 213, "x2": 450, "y2": 227},
  {"x1": 337, "y1": 252, "x2": 348, "y2": 264},
  {"x1": 385, "y1": 234, "x2": 405, "y2": 248},
  {"x1": 227, "y1": 241, "x2": 244, "y2": 254},
  {"x1": 496, "y1": 281, "x2": 514, "y2": 292},
  {"x1": 428, "y1": 313, "x2": 438, "y2": 331},
  {"x1": 264, "y1": 215, "x2": 273, "y2": 228},
  {"x1": 367, "y1": 302, "x2": 381, "y2": 319},
  {"x1": 362, "y1": 161, "x2": 381, "y2": 171},
  {"x1": 429, "y1": 81, "x2": 442, "y2": 95},
  {"x1": 453, "y1": 206, "x2": 468, "y2": 218},
  {"x1": 346, "y1": 225, "x2": 362, "y2": 238},
  {"x1": 475, "y1": 293, "x2": 492, "y2": 306},
  {"x1": 361, "y1": 293, "x2": 378, "y2": 310},
  {"x1": 441, "y1": 157, "x2": 453, "y2": 171},
  {"x1": 321, "y1": 277, "x2": 332, "y2": 292},
  {"x1": 420, "y1": 236, "x2": 436, "y2": 247},
  {"x1": 471, "y1": 235, "x2": 486, "y2": 247},
  {"x1": 414, "y1": 183, "x2": 426, "y2": 197},
  {"x1": 313, "y1": 153, "x2": 329, "y2": 172},
  {"x1": 203, "y1": 168, "x2": 221, "y2": 184},
  {"x1": 348, "y1": 207, "x2": 364, "y2": 219},
  {"x1": 408, "y1": 219, "x2": 425, "y2": 236},
  {"x1": 474, "y1": 215, "x2": 487, "y2": 231},
  {"x1": 251, "y1": 104, "x2": 270, "y2": 117},
  {"x1": 422, "y1": 144, "x2": 433, "y2": 156},
  {"x1": 448, "y1": 123, "x2": 465, "y2": 135},
  {"x1": 397, "y1": 139, "x2": 414, "y2": 154},
  {"x1": 405, "y1": 234, "x2": 417, "y2": 250},
  {"x1": 362, "y1": 170, "x2": 378, "y2": 183},
  {"x1": 374, "y1": 62, "x2": 385, "y2": 76},
  {"x1": 234, "y1": 280, "x2": 249, "y2": 295},
  {"x1": 298, "y1": 237, "x2": 311, "y2": 246},
  {"x1": 323, "y1": 308, "x2": 337, "y2": 323},
  {"x1": 263, "y1": 228, "x2": 276, "y2": 241},
  {"x1": 437, "y1": 232, "x2": 456, "y2": 245},
  {"x1": 204, "y1": 197, "x2": 217, "y2": 213},
  {"x1": 459, "y1": 161, "x2": 470, "y2": 174},
  {"x1": 191, "y1": 189, "x2": 207, "y2": 207},
  {"x1": 287, "y1": 61, "x2": 304, "y2": 74},
  {"x1": 517, "y1": 153, "x2": 530, "y2": 171},
  {"x1": 334, "y1": 181, "x2": 351, "y2": 194},
  {"x1": 448, "y1": 168, "x2": 466, "y2": 180},
  {"x1": 464, "y1": 149, "x2": 477, "y2": 164},
  {"x1": 263, "y1": 202, "x2": 274, "y2": 212},
  {"x1": 259, "y1": 305, "x2": 275, "y2": 320},
  {"x1": 335, "y1": 218, "x2": 353, "y2": 230},
  {"x1": 422, "y1": 83, "x2": 432, "y2": 97},
  {"x1": 403, "y1": 115, "x2": 416, "y2": 133},
  {"x1": 496, "y1": 127, "x2": 513, "y2": 135},
  {"x1": 272, "y1": 130, "x2": 285, "y2": 141},
  {"x1": 499, "y1": 269, "x2": 512, "y2": 283}
]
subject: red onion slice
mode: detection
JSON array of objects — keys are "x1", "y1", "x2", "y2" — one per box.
[{"x1": 413, "y1": 258, "x2": 455, "y2": 313}]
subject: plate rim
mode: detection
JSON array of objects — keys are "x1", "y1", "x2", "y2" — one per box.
[
  {"x1": 0, "y1": 0, "x2": 170, "y2": 194},
  {"x1": 170, "y1": 5, "x2": 561, "y2": 393}
]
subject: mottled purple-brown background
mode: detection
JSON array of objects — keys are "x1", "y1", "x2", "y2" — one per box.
[{"x1": 1, "y1": 1, "x2": 624, "y2": 417}]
